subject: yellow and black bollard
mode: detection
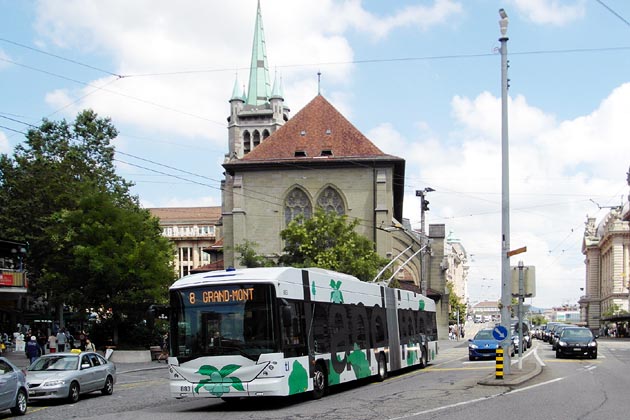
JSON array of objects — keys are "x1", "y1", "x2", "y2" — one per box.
[{"x1": 495, "y1": 347, "x2": 504, "y2": 379}]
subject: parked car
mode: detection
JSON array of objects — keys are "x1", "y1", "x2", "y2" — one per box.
[
  {"x1": 26, "y1": 352, "x2": 116, "y2": 403},
  {"x1": 468, "y1": 328, "x2": 515, "y2": 361},
  {"x1": 556, "y1": 327, "x2": 598, "y2": 359},
  {"x1": 511, "y1": 320, "x2": 532, "y2": 349},
  {"x1": 0, "y1": 356, "x2": 28, "y2": 416}
]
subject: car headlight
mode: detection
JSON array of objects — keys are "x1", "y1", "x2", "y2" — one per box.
[
  {"x1": 469, "y1": 343, "x2": 478, "y2": 349},
  {"x1": 43, "y1": 379, "x2": 66, "y2": 387},
  {"x1": 558, "y1": 340, "x2": 567, "y2": 347},
  {"x1": 588, "y1": 341, "x2": 597, "y2": 347}
]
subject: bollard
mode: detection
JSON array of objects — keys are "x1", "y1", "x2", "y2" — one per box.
[{"x1": 495, "y1": 347, "x2": 504, "y2": 379}]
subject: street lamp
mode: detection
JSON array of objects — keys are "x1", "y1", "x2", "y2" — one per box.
[
  {"x1": 11, "y1": 246, "x2": 27, "y2": 271},
  {"x1": 415, "y1": 187, "x2": 435, "y2": 235},
  {"x1": 498, "y1": 8, "x2": 512, "y2": 374}
]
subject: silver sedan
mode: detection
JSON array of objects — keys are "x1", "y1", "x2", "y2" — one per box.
[
  {"x1": 0, "y1": 356, "x2": 28, "y2": 415},
  {"x1": 26, "y1": 351, "x2": 116, "y2": 403}
]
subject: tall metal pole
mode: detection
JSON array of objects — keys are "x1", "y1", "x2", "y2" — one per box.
[{"x1": 499, "y1": 8, "x2": 511, "y2": 374}]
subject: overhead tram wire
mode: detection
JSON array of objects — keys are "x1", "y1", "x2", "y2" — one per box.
[
  {"x1": 0, "y1": 56, "x2": 225, "y2": 128},
  {"x1": 0, "y1": 37, "x2": 124, "y2": 78},
  {"x1": 596, "y1": 0, "x2": 630, "y2": 28}
]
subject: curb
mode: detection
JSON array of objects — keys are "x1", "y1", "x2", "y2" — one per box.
[{"x1": 477, "y1": 360, "x2": 542, "y2": 386}]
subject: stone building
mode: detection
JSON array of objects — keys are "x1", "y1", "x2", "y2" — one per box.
[
  {"x1": 444, "y1": 230, "x2": 469, "y2": 305},
  {"x1": 148, "y1": 207, "x2": 222, "y2": 278},
  {"x1": 220, "y1": 2, "x2": 450, "y2": 335},
  {"x1": 580, "y1": 169, "x2": 630, "y2": 333}
]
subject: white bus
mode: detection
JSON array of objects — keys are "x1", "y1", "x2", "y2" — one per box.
[{"x1": 168, "y1": 267, "x2": 437, "y2": 400}]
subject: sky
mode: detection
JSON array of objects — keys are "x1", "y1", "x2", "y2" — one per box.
[{"x1": 1, "y1": 0, "x2": 630, "y2": 309}]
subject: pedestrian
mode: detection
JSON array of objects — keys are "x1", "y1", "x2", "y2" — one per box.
[
  {"x1": 56, "y1": 328, "x2": 67, "y2": 352},
  {"x1": 26, "y1": 336, "x2": 39, "y2": 364},
  {"x1": 37, "y1": 330, "x2": 47, "y2": 355},
  {"x1": 48, "y1": 332, "x2": 57, "y2": 353},
  {"x1": 84, "y1": 338, "x2": 96, "y2": 352}
]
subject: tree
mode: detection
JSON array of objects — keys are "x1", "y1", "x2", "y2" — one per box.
[
  {"x1": 234, "y1": 240, "x2": 275, "y2": 268},
  {"x1": 279, "y1": 208, "x2": 389, "y2": 281},
  {"x1": 447, "y1": 281, "x2": 466, "y2": 324},
  {"x1": 0, "y1": 110, "x2": 174, "y2": 344}
]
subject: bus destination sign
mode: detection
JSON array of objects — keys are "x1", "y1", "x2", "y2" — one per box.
[{"x1": 188, "y1": 287, "x2": 254, "y2": 305}]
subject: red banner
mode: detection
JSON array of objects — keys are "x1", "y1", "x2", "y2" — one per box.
[{"x1": 1, "y1": 272, "x2": 14, "y2": 286}]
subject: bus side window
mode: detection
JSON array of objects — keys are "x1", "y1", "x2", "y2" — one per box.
[{"x1": 281, "y1": 301, "x2": 306, "y2": 356}]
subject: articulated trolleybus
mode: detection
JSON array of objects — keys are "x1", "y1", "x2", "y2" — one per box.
[{"x1": 168, "y1": 267, "x2": 437, "y2": 400}]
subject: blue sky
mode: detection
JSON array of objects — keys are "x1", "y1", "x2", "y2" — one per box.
[{"x1": 1, "y1": 0, "x2": 630, "y2": 308}]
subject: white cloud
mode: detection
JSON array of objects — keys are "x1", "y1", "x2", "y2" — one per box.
[
  {"x1": 511, "y1": 0, "x2": 586, "y2": 26},
  {"x1": 0, "y1": 131, "x2": 10, "y2": 154},
  {"x1": 0, "y1": 48, "x2": 11, "y2": 70},
  {"x1": 394, "y1": 83, "x2": 630, "y2": 307}
]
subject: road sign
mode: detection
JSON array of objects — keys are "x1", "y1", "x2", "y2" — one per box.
[
  {"x1": 507, "y1": 246, "x2": 527, "y2": 257},
  {"x1": 492, "y1": 325, "x2": 509, "y2": 341}
]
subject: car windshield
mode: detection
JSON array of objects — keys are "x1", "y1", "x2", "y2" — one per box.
[
  {"x1": 474, "y1": 330, "x2": 494, "y2": 340},
  {"x1": 562, "y1": 329, "x2": 593, "y2": 339},
  {"x1": 28, "y1": 355, "x2": 78, "y2": 371}
]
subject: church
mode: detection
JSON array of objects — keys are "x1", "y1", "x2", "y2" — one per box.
[{"x1": 219, "y1": 2, "x2": 450, "y2": 335}]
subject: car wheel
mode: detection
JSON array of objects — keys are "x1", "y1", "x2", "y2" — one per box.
[
  {"x1": 591, "y1": 352, "x2": 597, "y2": 359},
  {"x1": 312, "y1": 362, "x2": 327, "y2": 399},
  {"x1": 68, "y1": 381, "x2": 80, "y2": 403},
  {"x1": 556, "y1": 350, "x2": 561, "y2": 359},
  {"x1": 10, "y1": 389, "x2": 27, "y2": 416},
  {"x1": 469, "y1": 355, "x2": 475, "y2": 361},
  {"x1": 101, "y1": 375, "x2": 114, "y2": 395},
  {"x1": 377, "y1": 353, "x2": 388, "y2": 381}
]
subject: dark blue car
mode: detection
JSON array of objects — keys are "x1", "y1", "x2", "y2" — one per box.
[{"x1": 468, "y1": 328, "x2": 515, "y2": 361}]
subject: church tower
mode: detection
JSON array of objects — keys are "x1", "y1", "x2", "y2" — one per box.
[{"x1": 226, "y1": 1, "x2": 289, "y2": 161}]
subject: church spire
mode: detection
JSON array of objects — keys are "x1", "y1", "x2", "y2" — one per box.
[{"x1": 246, "y1": 0, "x2": 272, "y2": 106}]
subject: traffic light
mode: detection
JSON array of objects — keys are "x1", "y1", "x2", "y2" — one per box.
[{"x1": 422, "y1": 199, "x2": 430, "y2": 212}]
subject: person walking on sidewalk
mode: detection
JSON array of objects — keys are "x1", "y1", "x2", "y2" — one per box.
[
  {"x1": 56, "y1": 328, "x2": 68, "y2": 352},
  {"x1": 26, "y1": 336, "x2": 39, "y2": 364}
]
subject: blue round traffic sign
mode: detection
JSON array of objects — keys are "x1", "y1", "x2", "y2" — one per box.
[{"x1": 492, "y1": 325, "x2": 509, "y2": 341}]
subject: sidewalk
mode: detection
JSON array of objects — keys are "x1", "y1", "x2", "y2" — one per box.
[
  {"x1": 1, "y1": 348, "x2": 167, "y2": 374},
  {"x1": 437, "y1": 338, "x2": 543, "y2": 387}
]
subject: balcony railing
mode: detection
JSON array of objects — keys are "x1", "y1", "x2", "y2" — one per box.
[{"x1": 0, "y1": 269, "x2": 27, "y2": 288}]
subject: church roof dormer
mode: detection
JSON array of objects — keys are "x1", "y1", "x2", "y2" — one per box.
[{"x1": 246, "y1": 0, "x2": 272, "y2": 106}]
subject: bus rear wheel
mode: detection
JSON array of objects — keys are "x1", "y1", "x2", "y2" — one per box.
[
  {"x1": 377, "y1": 353, "x2": 387, "y2": 381},
  {"x1": 312, "y1": 363, "x2": 327, "y2": 399}
]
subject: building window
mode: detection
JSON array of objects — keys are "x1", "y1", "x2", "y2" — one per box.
[
  {"x1": 253, "y1": 130, "x2": 261, "y2": 148},
  {"x1": 243, "y1": 131, "x2": 251, "y2": 154},
  {"x1": 285, "y1": 188, "x2": 312, "y2": 225},
  {"x1": 262, "y1": 129, "x2": 270, "y2": 140},
  {"x1": 316, "y1": 186, "x2": 345, "y2": 215}
]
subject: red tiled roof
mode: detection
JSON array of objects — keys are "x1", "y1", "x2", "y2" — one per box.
[
  {"x1": 190, "y1": 260, "x2": 225, "y2": 273},
  {"x1": 147, "y1": 207, "x2": 221, "y2": 223},
  {"x1": 240, "y1": 95, "x2": 392, "y2": 161}
]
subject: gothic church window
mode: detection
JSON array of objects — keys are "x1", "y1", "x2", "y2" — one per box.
[
  {"x1": 285, "y1": 188, "x2": 312, "y2": 225},
  {"x1": 262, "y1": 129, "x2": 270, "y2": 140},
  {"x1": 243, "y1": 131, "x2": 251, "y2": 154},
  {"x1": 253, "y1": 130, "x2": 261, "y2": 148},
  {"x1": 317, "y1": 186, "x2": 345, "y2": 215}
]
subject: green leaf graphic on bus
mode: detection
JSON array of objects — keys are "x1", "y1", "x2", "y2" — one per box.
[
  {"x1": 406, "y1": 342, "x2": 418, "y2": 366},
  {"x1": 328, "y1": 358, "x2": 341, "y2": 385},
  {"x1": 348, "y1": 344, "x2": 371, "y2": 378},
  {"x1": 311, "y1": 280, "x2": 317, "y2": 296},
  {"x1": 194, "y1": 364, "x2": 244, "y2": 397},
  {"x1": 418, "y1": 300, "x2": 425, "y2": 311},
  {"x1": 330, "y1": 279, "x2": 344, "y2": 303},
  {"x1": 288, "y1": 360, "x2": 309, "y2": 394}
]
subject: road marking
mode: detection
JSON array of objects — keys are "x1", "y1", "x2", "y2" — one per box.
[
  {"x1": 387, "y1": 376, "x2": 566, "y2": 420},
  {"x1": 425, "y1": 366, "x2": 493, "y2": 372}
]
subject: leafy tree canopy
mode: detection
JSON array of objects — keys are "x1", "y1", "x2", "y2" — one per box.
[
  {"x1": 447, "y1": 281, "x2": 466, "y2": 324},
  {"x1": 279, "y1": 208, "x2": 389, "y2": 281},
  {"x1": 0, "y1": 110, "x2": 174, "y2": 329}
]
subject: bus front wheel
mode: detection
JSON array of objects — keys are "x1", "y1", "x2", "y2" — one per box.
[{"x1": 312, "y1": 363, "x2": 327, "y2": 399}]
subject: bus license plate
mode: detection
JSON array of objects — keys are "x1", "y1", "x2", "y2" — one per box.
[{"x1": 180, "y1": 386, "x2": 192, "y2": 392}]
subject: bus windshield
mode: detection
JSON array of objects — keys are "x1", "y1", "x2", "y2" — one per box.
[{"x1": 170, "y1": 283, "x2": 278, "y2": 362}]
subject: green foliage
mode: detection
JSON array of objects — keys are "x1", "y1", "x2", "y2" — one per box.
[
  {"x1": 234, "y1": 240, "x2": 275, "y2": 267},
  {"x1": 447, "y1": 281, "x2": 466, "y2": 324},
  {"x1": 0, "y1": 110, "x2": 174, "y2": 344},
  {"x1": 530, "y1": 314, "x2": 547, "y2": 326},
  {"x1": 602, "y1": 304, "x2": 628, "y2": 318},
  {"x1": 279, "y1": 208, "x2": 389, "y2": 281}
]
